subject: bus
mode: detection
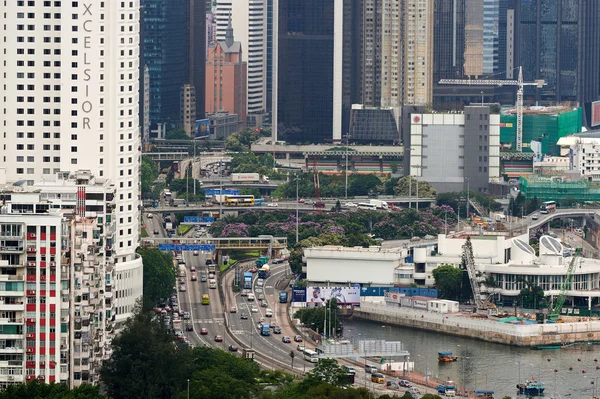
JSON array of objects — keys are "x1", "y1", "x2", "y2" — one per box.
[
  {"x1": 279, "y1": 291, "x2": 288, "y2": 304},
  {"x1": 224, "y1": 195, "x2": 255, "y2": 207},
  {"x1": 202, "y1": 294, "x2": 210, "y2": 305},
  {"x1": 540, "y1": 201, "x2": 557, "y2": 214},
  {"x1": 303, "y1": 349, "x2": 319, "y2": 363},
  {"x1": 357, "y1": 203, "x2": 377, "y2": 210}
]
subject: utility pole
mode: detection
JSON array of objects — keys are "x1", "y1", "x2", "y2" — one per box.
[
  {"x1": 408, "y1": 177, "x2": 412, "y2": 209},
  {"x1": 219, "y1": 162, "x2": 223, "y2": 219}
]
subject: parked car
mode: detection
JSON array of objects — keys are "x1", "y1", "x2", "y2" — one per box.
[{"x1": 281, "y1": 336, "x2": 291, "y2": 343}]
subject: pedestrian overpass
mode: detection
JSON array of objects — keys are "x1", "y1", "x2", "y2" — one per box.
[{"x1": 141, "y1": 236, "x2": 288, "y2": 252}]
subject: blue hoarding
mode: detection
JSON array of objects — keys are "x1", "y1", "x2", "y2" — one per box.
[
  {"x1": 292, "y1": 287, "x2": 307, "y2": 303},
  {"x1": 205, "y1": 189, "x2": 239, "y2": 196},
  {"x1": 157, "y1": 244, "x2": 216, "y2": 251},
  {"x1": 194, "y1": 119, "x2": 210, "y2": 138},
  {"x1": 183, "y1": 216, "x2": 215, "y2": 224},
  {"x1": 359, "y1": 286, "x2": 438, "y2": 298}
]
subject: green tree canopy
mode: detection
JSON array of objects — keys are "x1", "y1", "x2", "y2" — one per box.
[
  {"x1": 165, "y1": 128, "x2": 190, "y2": 140},
  {"x1": 137, "y1": 248, "x2": 176, "y2": 308},
  {"x1": 0, "y1": 380, "x2": 104, "y2": 399},
  {"x1": 394, "y1": 176, "x2": 437, "y2": 197},
  {"x1": 141, "y1": 156, "x2": 159, "y2": 194},
  {"x1": 432, "y1": 264, "x2": 464, "y2": 300},
  {"x1": 302, "y1": 358, "x2": 349, "y2": 388}
]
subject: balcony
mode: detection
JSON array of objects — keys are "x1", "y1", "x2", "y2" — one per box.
[
  {"x1": 0, "y1": 274, "x2": 24, "y2": 282},
  {"x1": 0, "y1": 246, "x2": 24, "y2": 253}
]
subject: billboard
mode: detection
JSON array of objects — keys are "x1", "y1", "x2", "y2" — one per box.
[
  {"x1": 306, "y1": 286, "x2": 361, "y2": 306},
  {"x1": 157, "y1": 244, "x2": 216, "y2": 251},
  {"x1": 592, "y1": 101, "x2": 600, "y2": 127},
  {"x1": 292, "y1": 287, "x2": 307, "y2": 303},
  {"x1": 195, "y1": 119, "x2": 211, "y2": 138}
]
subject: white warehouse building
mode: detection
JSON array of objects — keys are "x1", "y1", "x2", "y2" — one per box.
[{"x1": 305, "y1": 233, "x2": 600, "y2": 307}]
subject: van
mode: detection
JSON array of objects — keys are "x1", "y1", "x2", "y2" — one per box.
[
  {"x1": 265, "y1": 308, "x2": 273, "y2": 317},
  {"x1": 208, "y1": 279, "x2": 217, "y2": 289},
  {"x1": 247, "y1": 293, "x2": 255, "y2": 302},
  {"x1": 365, "y1": 365, "x2": 377, "y2": 374},
  {"x1": 371, "y1": 373, "x2": 385, "y2": 384}
]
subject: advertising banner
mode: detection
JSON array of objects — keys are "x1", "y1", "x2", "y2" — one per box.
[
  {"x1": 157, "y1": 244, "x2": 216, "y2": 251},
  {"x1": 292, "y1": 287, "x2": 307, "y2": 303},
  {"x1": 194, "y1": 119, "x2": 211, "y2": 138},
  {"x1": 306, "y1": 286, "x2": 361, "y2": 306}
]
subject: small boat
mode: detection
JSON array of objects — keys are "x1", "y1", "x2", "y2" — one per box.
[
  {"x1": 531, "y1": 344, "x2": 561, "y2": 350},
  {"x1": 474, "y1": 390, "x2": 494, "y2": 399},
  {"x1": 517, "y1": 380, "x2": 545, "y2": 395},
  {"x1": 438, "y1": 351, "x2": 458, "y2": 362}
]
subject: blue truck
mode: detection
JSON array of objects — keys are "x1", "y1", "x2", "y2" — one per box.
[
  {"x1": 260, "y1": 323, "x2": 271, "y2": 336},
  {"x1": 279, "y1": 291, "x2": 288, "y2": 303},
  {"x1": 243, "y1": 272, "x2": 253, "y2": 289}
]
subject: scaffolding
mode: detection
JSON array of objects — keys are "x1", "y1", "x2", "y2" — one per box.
[{"x1": 519, "y1": 176, "x2": 600, "y2": 201}]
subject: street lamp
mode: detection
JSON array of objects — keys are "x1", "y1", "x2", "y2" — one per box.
[
  {"x1": 187, "y1": 379, "x2": 190, "y2": 399},
  {"x1": 344, "y1": 133, "x2": 351, "y2": 200}
]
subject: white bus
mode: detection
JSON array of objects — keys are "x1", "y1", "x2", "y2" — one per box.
[
  {"x1": 357, "y1": 203, "x2": 377, "y2": 210},
  {"x1": 303, "y1": 349, "x2": 319, "y2": 363}
]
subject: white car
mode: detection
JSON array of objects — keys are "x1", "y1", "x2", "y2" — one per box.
[
  {"x1": 344, "y1": 202, "x2": 357, "y2": 208},
  {"x1": 251, "y1": 306, "x2": 259, "y2": 313},
  {"x1": 267, "y1": 203, "x2": 279, "y2": 207}
]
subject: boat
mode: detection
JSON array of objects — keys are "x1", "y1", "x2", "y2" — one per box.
[
  {"x1": 474, "y1": 390, "x2": 494, "y2": 399},
  {"x1": 516, "y1": 380, "x2": 545, "y2": 395},
  {"x1": 438, "y1": 351, "x2": 458, "y2": 362},
  {"x1": 436, "y1": 381, "x2": 457, "y2": 395},
  {"x1": 531, "y1": 344, "x2": 561, "y2": 350}
]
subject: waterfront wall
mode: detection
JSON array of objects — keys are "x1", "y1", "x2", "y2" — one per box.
[{"x1": 354, "y1": 302, "x2": 600, "y2": 347}]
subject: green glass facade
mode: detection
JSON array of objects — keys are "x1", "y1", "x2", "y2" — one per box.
[{"x1": 500, "y1": 108, "x2": 582, "y2": 155}]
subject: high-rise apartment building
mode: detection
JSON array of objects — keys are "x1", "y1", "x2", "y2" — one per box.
[
  {"x1": 515, "y1": 0, "x2": 600, "y2": 127},
  {"x1": 0, "y1": 170, "x2": 132, "y2": 387},
  {"x1": 0, "y1": 2, "x2": 143, "y2": 323},
  {"x1": 189, "y1": 0, "x2": 207, "y2": 121},
  {"x1": 380, "y1": 0, "x2": 403, "y2": 108},
  {"x1": 206, "y1": 20, "x2": 247, "y2": 131},
  {"x1": 215, "y1": 0, "x2": 269, "y2": 126},
  {"x1": 403, "y1": 0, "x2": 434, "y2": 105},
  {"x1": 357, "y1": 0, "x2": 383, "y2": 108}
]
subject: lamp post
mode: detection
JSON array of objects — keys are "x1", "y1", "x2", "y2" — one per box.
[
  {"x1": 187, "y1": 379, "x2": 190, "y2": 399},
  {"x1": 219, "y1": 162, "x2": 223, "y2": 219},
  {"x1": 296, "y1": 174, "x2": 299, "y2": 244},
  {"x1": 344, "y1": 133, "x2": 350, "y2": 200}
]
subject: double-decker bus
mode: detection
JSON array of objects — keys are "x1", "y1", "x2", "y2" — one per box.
[
  {"x1": 540, "y1": 201, "x2": 557, "y2": 214},
  {"x1": 224, "y1": 195, "x2": 255, "y2": 207}
]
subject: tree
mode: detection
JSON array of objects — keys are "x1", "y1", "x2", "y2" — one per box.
[
  {"x1": 303, "y1": 358, "x2": 349, "y2": 387},
  {"x1": 394, "y1": 176, "x2": 437, "y2": 198},
  {"x1": 165, "y1": 128, "x2": 190, "y2": 140},
  {"x1": 137, "y1": 248, "x2": 176, "y2": 309},
  {"x1": 0, "y1": 380, "x2": 104, "y2": 399},
  {"x1": 141, "y1": 156, "x2": 159, "y2": 194},
  {"x1": 432, "y1": 264, "x2": 464, "y2": 300},
  {"x1": 517, "y1": 278, "x2": 546, "y2": 309},
  {"x1": 101, "y1": 307, "x2": 186, "y2": 399},
  {"x1": 348, "y1": 174, "x2": 382, "y2": 196}
]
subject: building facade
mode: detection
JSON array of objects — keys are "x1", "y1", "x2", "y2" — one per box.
[
  {"x1": 140, "y1": 0, "x2": 189, "y2": 128},
  {"x1": 515, "y1": 0, "x2": 600, "y2": 127},
  {"x1": 180, "y1": 84, "x2": 197, "y2": 137},
  {"x1": 0, "y1": 171, "x2": 138, "y2": 387},
  {"x1": 205, "y1": 20, "x2": 247, "y2": 130},
  {"x1": 408, "y1": 107, "x2": 501, "y2": 193},
  {"x1": 215, "y1": 0, "x2": 269, "y2": 125},
  {"x1": 0, "y1": 2, "x2": 143, "y2": 323}
]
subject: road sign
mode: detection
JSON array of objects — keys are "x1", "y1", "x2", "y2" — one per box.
[
  {"x1": 158, "y1": 244, "x2": 216, "y2": 251},
  {"x1": 205, "y1": 189, "x2": 239, "y2": 196},
  {"x1": 183, "y1": 216, "x2": 215, "y2": 224}
]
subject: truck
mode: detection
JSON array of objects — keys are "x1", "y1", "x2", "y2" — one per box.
[
  {"x1": 171, "y1": 198, "x2": 186, "y2": 207},
  {"x1": 369, "y1": 199, "x2": 389, "y2": 210},
  {"x1": 260, "y1": 323, "x2": 271, "y2": 336},
  {"x1": 494, "y1": 213, "x2": 507, "y2": 222},
  {"x1": 243, "y1": 272, "x2": 253, "y2": 289},
  {"x1": 231, "y1": 173, "x2": 269, "y2": 184},
  {"x1": 255, "y1": 256, "x2": 269, "y2": 268},
  {"x1": 257, "y1": 264, "x2": 270, "y2": 279},
  {"x1": 279, "y1": 291, "x2": 288, "y2": 304}
]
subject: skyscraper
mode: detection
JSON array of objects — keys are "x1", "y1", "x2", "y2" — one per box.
[
  {"x1": 515, "y1": 0, "x2": 600, "y2": 127},
  {"x1": 0, "y1": 1, "x2": 143, "y2": 320},
  {"x1": 140, "y1": 0, "x2": 206, "y2": 129},
  {"x1": 141, "y1": 1, "x2": 188, "y2": 128},
  {"x1": 215, "y1": 0, "x2": 269, "y2": 127}
]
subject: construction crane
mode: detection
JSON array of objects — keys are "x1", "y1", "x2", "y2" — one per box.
[
  {"x1": 548, "y1": 250, "x2": 581, "y2": 321},
  {"x1": 439, "y1": 66, "x2": 546, "y2": 152}
]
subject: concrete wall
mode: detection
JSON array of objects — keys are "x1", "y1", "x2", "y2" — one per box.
[{"x1": 355, "y1": 302, "x2": 600, "y2": 347}]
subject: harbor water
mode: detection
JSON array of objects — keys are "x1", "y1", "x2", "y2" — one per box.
[{"x1": 343, "y1": 317, "x2": 600, "y2": 398}]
